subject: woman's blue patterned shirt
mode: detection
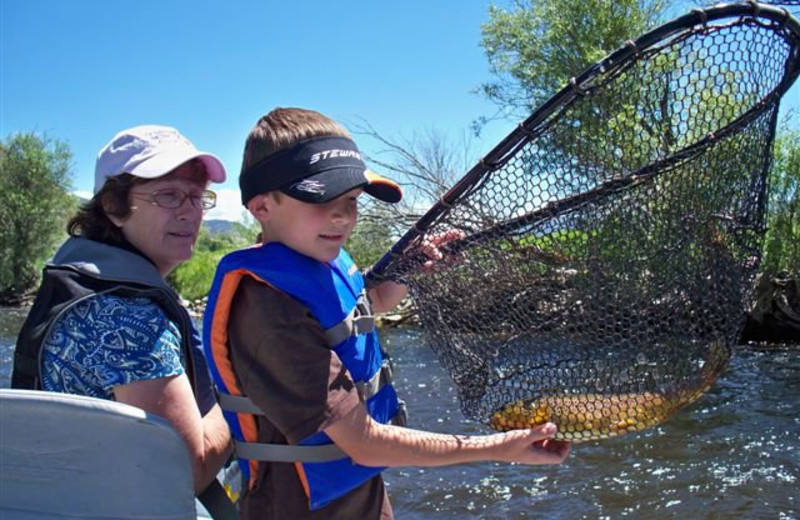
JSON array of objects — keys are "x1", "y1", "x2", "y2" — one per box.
[{"x1": 41, "y1": 293, "x2": 185, "y2": 400}]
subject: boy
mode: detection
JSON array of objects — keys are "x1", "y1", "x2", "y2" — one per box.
[{"x1": 203, "y1": 108, "x2": 570, "y2": 519}]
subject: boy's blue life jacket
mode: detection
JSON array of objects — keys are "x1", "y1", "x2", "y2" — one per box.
[{"x1": 203, "y1": 242, "x2": 406, "y2": 510}]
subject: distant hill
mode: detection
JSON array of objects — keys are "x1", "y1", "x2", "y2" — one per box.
[
  {"x1": 72, "y1": 193, "x2": 90, "y2": 204},
  {"x1": 203, "y1": 219, "x2": 235, "y2": 234}
]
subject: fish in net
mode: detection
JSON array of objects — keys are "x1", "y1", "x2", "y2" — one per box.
[{"x1": 367, "y1": 2, "x2": 800, "y2": 442}]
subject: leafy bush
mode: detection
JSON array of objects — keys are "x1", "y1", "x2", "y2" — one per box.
[
  {"x1": 762, "y1": 125, "x2": 800, "y2": 276},
  {"x1": 347, "y1": 204, "x2": 396, "y2": 270},
  {"x1": 168, "y1": 221, "x2": 259, "y2": 301},
  {"x1": 0, "y1": 132, "x2": 76, "y2": 299},
  {"x1": 169, "y1": 249, "x2": 227, "y2": 302}
]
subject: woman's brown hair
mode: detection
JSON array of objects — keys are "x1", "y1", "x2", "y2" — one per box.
[{"x1": 67, "y1": 174, "x2": 147, "y2": 244}]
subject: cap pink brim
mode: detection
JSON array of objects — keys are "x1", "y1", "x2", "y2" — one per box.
[{"x1": 129, "y1": 149, "x2": 226, "y2": 183}]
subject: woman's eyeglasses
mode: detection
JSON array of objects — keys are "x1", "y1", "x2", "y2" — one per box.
[{"x1": 131, "y1": 188, "x2": 217, "y2": 210}]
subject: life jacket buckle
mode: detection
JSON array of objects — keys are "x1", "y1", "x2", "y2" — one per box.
[{"x1": 393, "y1": 399, "x2": 409, "y2": 427}]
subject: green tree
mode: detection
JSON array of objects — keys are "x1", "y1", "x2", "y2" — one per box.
[
  {"x1": 477, "y1": 0, "x2": 794, "y2": 281},
  {"x1": 0, "y1": 132, "x2": 76, "y2": 299},
  {"x1": 478, "y1": 0, "x2": 666, "y2": 119},
  {"x1": 347, "y1": 204, "x2": 397, "y2": 270},
  {"x1": 762, "y1": 124, "x2": 800, "y2": 276}
]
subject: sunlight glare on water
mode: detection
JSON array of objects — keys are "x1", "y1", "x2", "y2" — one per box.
[{"x1": 382, "y1": 327, "x2": 799, "y2": 519}]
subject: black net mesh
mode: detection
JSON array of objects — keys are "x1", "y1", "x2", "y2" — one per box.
[{"x1": 369, "y1": 4, "x2": 800, "y2": 442}]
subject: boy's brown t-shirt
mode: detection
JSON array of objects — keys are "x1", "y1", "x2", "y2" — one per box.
[{"x1": 227, "y1": 276, "x2": 393, "y2": 520}]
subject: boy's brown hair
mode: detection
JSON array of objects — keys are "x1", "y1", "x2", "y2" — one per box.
[{"x1": 240, "y1": 108, "x2": 351, "y2": 175}]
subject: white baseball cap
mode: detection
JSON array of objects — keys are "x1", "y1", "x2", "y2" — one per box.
[{"x1": 94, "y1": 125, "x2": 226, "y2": 193}]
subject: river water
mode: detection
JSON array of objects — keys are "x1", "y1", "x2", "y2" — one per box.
[{"x1": 1, "y1": 308, "x2": 797, "y2": 519}]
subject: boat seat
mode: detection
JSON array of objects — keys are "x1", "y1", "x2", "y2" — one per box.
[{"x1": 0, "y1": 389, "x2": 196, "y2": 519}]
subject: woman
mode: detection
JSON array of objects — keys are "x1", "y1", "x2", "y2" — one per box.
[{"x1": 12, "y1": 125, "x2": 232, "y2": 497}]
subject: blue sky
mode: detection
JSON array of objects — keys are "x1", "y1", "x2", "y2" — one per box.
[
  {"x1": 2, "y1": 1, "x2": 798, "y2": 222},
  {"x1": 1, "y1": 0, "x2": 514, "y2": 221}
]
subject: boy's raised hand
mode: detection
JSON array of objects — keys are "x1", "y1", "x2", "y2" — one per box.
[
  {"x1": 419, "y1": 229, "x2": 466, "y2": 272},
  {"x1": 368, "y1": 229, "x2": 465, "y2": 312}
]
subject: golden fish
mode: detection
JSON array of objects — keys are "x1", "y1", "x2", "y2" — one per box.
[{"x1": 489, "y1": 341, "x2": 728, "y2": 442}]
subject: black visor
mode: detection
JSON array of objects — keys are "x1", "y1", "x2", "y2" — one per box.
[{"x1": 240, "y1": 136, "x2": 402, "y2": 205}]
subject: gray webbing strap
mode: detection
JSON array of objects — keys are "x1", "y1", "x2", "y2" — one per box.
[
  {"x1": 219, "y1": 393, "x2": 263, "y2": 415},
  {"x1": 393, "y1": 399, "x2": 408, "y2": 427},
  {"x1": 324, "y1": 311, "x2": 375, "y2": 346},
  {"x1": 220, "y1": 394, "x2": 348, "y2": 463},
  {"x1": 324, "y1": 292, "x2": 375, "y2": 347},
  {"x1": 356, "y1": 360, "x2": 393, "y2": 401},
  {"x1": 233, "y1": 439, "x2": 347, "y2": 463}
]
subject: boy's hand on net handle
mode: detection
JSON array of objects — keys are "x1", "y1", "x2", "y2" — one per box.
[{"x1": 419, "y1": 229, "x2": 467, "y2": 272}]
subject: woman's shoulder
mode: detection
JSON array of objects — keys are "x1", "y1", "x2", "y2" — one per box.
[
  {"x1": 56, "y1": 292, "x2": 177, "y2": 344},
  {"x1": 83, "y1": 292, "x2": 169, "y2": 319},
  {"x1": 41, "y1": 292, "x2": 184, "y2": 396}
]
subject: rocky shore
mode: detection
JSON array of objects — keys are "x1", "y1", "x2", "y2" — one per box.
[{"x1": 740, "y1": 272, "x2": 800, "y2": 344}]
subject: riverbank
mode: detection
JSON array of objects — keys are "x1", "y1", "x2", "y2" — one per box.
[
  {"x1": 3, "y1": 273, "x2": 798, "y2": 342},
  {"x1": 180, "y1": 274, "x2": 799, "y2": 342}
]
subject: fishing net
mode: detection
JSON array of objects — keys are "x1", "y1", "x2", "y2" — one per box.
[{"x1": 367, "y1": 3, "x2": 800, "y2": 442}]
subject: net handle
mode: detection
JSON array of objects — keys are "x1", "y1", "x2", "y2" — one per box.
[{"x1": 366, "y1": 2, "x2": 800, "y2": 286}]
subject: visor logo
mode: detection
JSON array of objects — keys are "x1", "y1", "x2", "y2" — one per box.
[
  {"x1": 290, "y1": 179, "x2": 326, "y2": 196},
  {"x1": 309, "y1": 149, "x2": 361, "y2": 165}
]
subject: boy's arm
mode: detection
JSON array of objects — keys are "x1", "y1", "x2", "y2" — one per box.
[
  {"x1": 366, "y1": 229, "x2": 465, "y2": 313},
  {"x1": 367, "y1": 281, "x2": 407, "y2": 314},
  {"x1": 325, "y1": 404, "x2": 570, "y2": 468}
]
